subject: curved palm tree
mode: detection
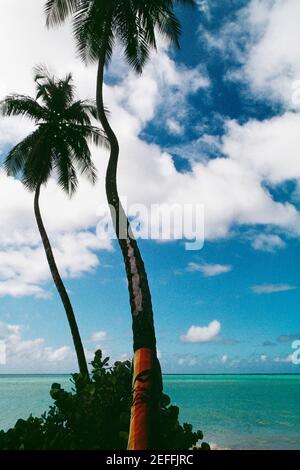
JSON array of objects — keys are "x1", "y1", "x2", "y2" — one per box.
[
  {"x1": 45, "y1": 0, "x2": 195, "y2": 448},
  {"x1": 0, "y1": 67, "x2": 106, "y2": 379}
]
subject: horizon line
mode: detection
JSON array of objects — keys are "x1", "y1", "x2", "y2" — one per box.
[{"x1": 0, "y1": 372, "x2": 300, "y2": 376}]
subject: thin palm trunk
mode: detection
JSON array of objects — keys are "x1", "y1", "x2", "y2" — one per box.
[
  {"x1": 96, "y1": 60, "x2": 163, "y2": 450},
  {"x1": 34, "y1": 183, "x2": 89, "y2": 379}
]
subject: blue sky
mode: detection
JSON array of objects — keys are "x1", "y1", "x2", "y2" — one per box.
[{"x1": 1, "y1": 0, "x2": 300, "y2": 373}]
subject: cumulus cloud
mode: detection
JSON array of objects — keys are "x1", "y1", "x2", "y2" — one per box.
[
  {"x1": 181, "y1": 320, "x2": 221, "y2": 343},
  {"x1": 187, "y1": 262, "x2": 232, "y2": 277},
  {"x1": 252, "y1": 233, "x2": 286, "y2": 252},
  {"x1": 221, "y1": 354, "x2": 228, "y2": 364},
  {"x1": 222, "y1": 114, "x2": 300, "y2": 187},
  {"x1": 260, "y1": 354, "x2": 267, "y2": 363},
  {"x1": 251, "y1": 284, "x2": 297, "y2": 294},
  {"x1": 0, "y1": 321, "x2": 76, "y2": 373},
  {"x1": 177, "y1": 355, "x2": 199, "y2": 367},
  {"x1": 204, "y1": 0, "x2": 300, "y2": 108},
  {"x1": 166, "y1": 118, "x2": 184, "y2": 136},
  {"x1": 0, "y1": 177, "x2": 112, "y2": 298},
  {"x1": 91, "y1": 331, "x2": 108, "y2": 342},
  {"x1": 196, "y1": 0, "x2": 211, "y2": 18},
  {"x1": 240, "y1": 0, "x2": 300, "y2": 107}
]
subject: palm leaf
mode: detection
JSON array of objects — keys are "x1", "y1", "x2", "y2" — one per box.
[
  {"x1": 0, "y1": 95, "x2": 48, "y2": 122},
  {"x1": 45, "y1": 0, "x2": 83, "y2": 27}
]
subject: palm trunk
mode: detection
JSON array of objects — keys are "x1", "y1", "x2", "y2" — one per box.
[
  {"x1": 96, "y1": 59, "x2": 163, "y2": 449},
  {"x1": 34, "y1": 183, "x2": 89, "y2": 379}
]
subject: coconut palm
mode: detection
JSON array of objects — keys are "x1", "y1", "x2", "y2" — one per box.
[
  {"x1": 0, "y1": 67, "x2": 106, "y2": 379},
  {"x1": 45, "y1": 0, "x2": 195, "y2": 448}
]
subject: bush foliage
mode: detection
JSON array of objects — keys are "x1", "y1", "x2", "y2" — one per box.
[{"x1": 0, "y1": 351, "x2": 210, "y2": 450}]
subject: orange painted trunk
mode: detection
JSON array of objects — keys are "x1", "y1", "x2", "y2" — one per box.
[{"x1": 127, "y1": 348, "x2": 155, "y2": 450}]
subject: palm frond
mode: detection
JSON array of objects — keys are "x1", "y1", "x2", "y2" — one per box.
[
  {"x1": 70, "y1": 138, "x2": 97, "y2": 185},
  {"x1": 4, "y1": 130, "x2": 41, "y2": 177},
  {"x1": 22, "y1": 132, "x2": 53, "y2": 191},
  {"x1": 115, "y1": 4, "x2": 151, "y2": 73},
  {"x1": 63, "y1": 99, "x2": 94, "y2": 125},
  {"x1": 73, "y1": 1, "x2": 115, "y2": 64},
  {"x1": 156, "y1": 7, "x2": 181, "y2": 48},
  {"x1": 45, "y1": 0, "x2": 83, "y2": 27},
  {"x1": 34, "y1": 66, "x2": 57, "y2": 105},
  {"x1": 54, "y1": 142, "x2": 79, "y2": 195},
  {"x1": 0, "y1": 95, "x2": 47, "y2": 122},
  {"x1": 85, "y1": 125, "x2": 109, "y2": 148}
]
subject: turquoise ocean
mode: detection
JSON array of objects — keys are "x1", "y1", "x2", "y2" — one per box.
[{"x1": 0, "y1": 374, "x2": 299, "y2": 450}]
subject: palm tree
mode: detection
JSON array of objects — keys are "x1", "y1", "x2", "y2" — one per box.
[
  {"x1": 0, "y1": 67, "x2": 106, "y2": 379},
  {"x1": 45, "y1": 0, "x2": 195, "y2": 448}
]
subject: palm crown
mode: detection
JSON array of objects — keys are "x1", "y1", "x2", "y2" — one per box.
[
  {"x1": 0, "y1": 66, "x2": 106, "y2": 194},
  {"x1": 45, "y1": 0, "x2": 196, "y2": 72}
]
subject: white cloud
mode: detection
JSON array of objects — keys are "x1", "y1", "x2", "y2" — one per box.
[
  {"x1": 187, "y1": 262, "x2": 232, "y2": 277},
  {"x1": 241, "y1": 0, "x2": 300, "y2": 107},
  {"x1": 0, "y1": 321, "x2": 76, "y2": 373},
  {"x1": 177, "y1": 355, "x2": 198, "y2": 366},
  {"x1": 166, "y1": 118, "x2": 184, "y2": 135},
  {"x1": 91, "y1": 331, "x2": 108, "y2": 342},
  {"x1": 252, "y1": 234, "x2": 286, "y2": 252},
  {"x1": 260, "y1": 354, "x2": 267, "y2": 363},
  {"x1": 196, "y1": 0, "x2": 211, "y2": 19},
  {"x1": 181, "y1": 320, "x2": 221, "y2": 343},
  {"x1": 222, "y1": 114, "x2": 300, "y2": 186},
  {"x1": 0, "y1": 281, "x2": 50, "y2": 299},
  {"x1": 45, "y1": 346, "x2": 72, "y2": 363},
  {"x1": 205, "y1": 0, "x2": 300, "y2": 109},
  {"x1": 0, "y1": 185, "x2": 112, "y2": 298},
  {"x1": 188, "y1": 357, "x2": 197, "y2": 366},
  {"x1": 0, "y1": 322, "x2": 21, "y2": 337},
  {"x1": 252, "y1": 284, "x2": 297, "y2": 294},
  {"x1": 221, "y1": 354, "x2": 228, "y2": 364}
]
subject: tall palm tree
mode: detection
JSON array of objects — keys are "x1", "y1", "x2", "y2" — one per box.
[
  {"x1": 0, "y1": 67, "x2": 106, "y2": 379},
  {"x1": 45, "y1": 0, "x2": 195, "y2": 448}
]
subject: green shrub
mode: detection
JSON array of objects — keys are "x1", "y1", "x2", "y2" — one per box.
[{"x1": 0, "y1": 351, "x2": 210, "y2": 450}]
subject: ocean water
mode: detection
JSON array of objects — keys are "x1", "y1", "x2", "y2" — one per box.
[
  {"x1": 0, "y1": 374, "x2": 300, "y2": 450},
  {"x1": 164, "y1": 374, "x2": 300, "y2": 450}
]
